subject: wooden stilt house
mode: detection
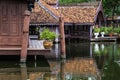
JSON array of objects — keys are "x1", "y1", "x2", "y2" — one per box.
[
  {"x1": 30, "y1": 0, "x2": 105, "y2": 41},
  {"x1": 30, "y1": 0, "x2": 66, "y2": 58},
  {"x1": 0, "y1": 0, "x2": 37, "y2": 62},
  {"x1": 0, "y1": 0, "x2": 66, "y2": 62},
  {"x1": 58, "y1": 1, "x2": 105, "y2": 40}
]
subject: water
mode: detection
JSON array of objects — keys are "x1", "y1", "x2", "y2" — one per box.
[{"x1": 0, "y1": 41, "x2": 120, "y2": 80}]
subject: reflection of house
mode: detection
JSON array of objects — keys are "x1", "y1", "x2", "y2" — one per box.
[
  {"x1": 0, "y1": 58, "x2": 100, "y2": 80},
  {"x1": 0, "y1": 61, "x2": 50, "y2": 80},
  {"x1": 30, "y1": 0, "x2": 105, "y2": 40},
  {"x1": 61, "y1": 58, "x2": 100, "y2": 79}
]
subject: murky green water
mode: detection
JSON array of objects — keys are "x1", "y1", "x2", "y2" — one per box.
[{"x1": 0, "y1": 41, "x2": 120, "y2": 80}]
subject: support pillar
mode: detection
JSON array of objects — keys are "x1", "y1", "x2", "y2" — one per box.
[
  {"x1": 20, "y1": 10, "x2": 31, "y2": 62},
  {"x1": 59, "y1": 17, "x2": 66, "y2": 58}
]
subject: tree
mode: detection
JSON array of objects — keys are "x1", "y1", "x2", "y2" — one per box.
[{"x1": 102, "y1": 0, "x2": 120, "y2": 20}]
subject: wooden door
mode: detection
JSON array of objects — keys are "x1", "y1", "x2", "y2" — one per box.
[{"x1": 0, "y1": 0, "x2": 27, "y2": 47}]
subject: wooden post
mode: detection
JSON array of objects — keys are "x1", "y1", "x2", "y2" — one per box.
[
  {"x1": 90, "y1": 26, "x2": 93, "y2": 39},
  {"x1": 59, "y1": 17, "x2": 66, "y2": 58},
  {"x1": 20, "y1": 10, "x2": 31, "y2": 62},
  {"x1": 20, "y1": 63, "x2": 28, "y2": 80}
]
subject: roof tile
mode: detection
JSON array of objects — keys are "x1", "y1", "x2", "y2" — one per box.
[
  {"x1": 31, "y1": 0, "x2": 60, "y2": 23},
  {"x1": 42, "y1": 0, "x2": 57, "y2": 5},
  {"x1": 58, "y1": 6, "x2": 97, "y2": 23},
  {"x1": 31, "y1": 0, "x2": 98, "y2": 24}
]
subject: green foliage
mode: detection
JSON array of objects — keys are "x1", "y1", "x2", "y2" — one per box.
[
  {"x1": 103, "y1": 0, "x2": 120, "y2": 17},
  {"x1": 100, "y1": 27, "x2": 108, "y2": 33},
  {"x1": 113, "y1": 27, "x2": 119, "y2": 33},
  {"x1": 59, "y1": 0, "x2": 88, "y2": 4},
  {"x1": 40, "y1": 28, "x2": 57, "y2": 41},
  {"x1": 93, "y1": 27, "x2": 100, "y2": 33},
  {"x1": 107, "y1": 26, "x2": 113, "y2": 34},
  {"x1": 102, "y1": 61, "x2": 120, "y2": 80},
  {"x1": 113, "y1": 27, "x2": 120, "y2": 34},
  {"x1": 93, "y1": 26, "x2": 120, "y2": 34}
]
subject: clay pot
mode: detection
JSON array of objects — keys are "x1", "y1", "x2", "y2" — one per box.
[{"x1": 43, "y1": 40, "x2": 53, "y2": 49}]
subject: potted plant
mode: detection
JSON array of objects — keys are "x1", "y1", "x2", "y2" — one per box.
[
  {"x1": 107, "y1": 26, "x2": 113, "y2": 36},
  {"x1": 93, "y1": 27, "x2": 100, "y2": 38},
  {"x1": 116, "y1": 27, "x2": 120, "y2": 37},
  {"x1": 100, "y1": 27, "x2": 108, "y2": 37},
  {"x1": 40, "y1": 28, "x2": 58, "y2": 49},
  {"x1": 113, "y1": 27, "x2": 119, "y2": 36}
]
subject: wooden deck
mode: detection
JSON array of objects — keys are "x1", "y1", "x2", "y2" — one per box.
[
  {"x1": 90, "y1": 36, "x2": 118, "y2": 42},
  {"x1": 0, "y1": 40, "x2": 51, "y2": 55}
]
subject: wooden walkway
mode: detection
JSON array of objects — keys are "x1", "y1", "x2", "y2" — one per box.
[
  {"x1": 90, "y1": 36, "x2": 118, "y2": 42},
  {"x1": 29, "y1": 40, "x2": 45, "y2": 50},
  {"x1": 0, "y1": 40, "x2": 51, "y2": 55}
]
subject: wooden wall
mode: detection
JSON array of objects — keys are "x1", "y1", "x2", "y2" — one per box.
[{"x1": 0, "y1": 0, "x2": 27, "y2": 47}]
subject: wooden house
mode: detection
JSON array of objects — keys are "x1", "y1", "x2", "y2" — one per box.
[
  {"x1": 0, "y1": 0, "x2": 34, "y2": 47},
  {"x1": 30, "y1": 0, "x2": 68, "y2": 42},
  {"x1": 0, "y1": 0, "x2": 66, "y2": 62},
  {"x1": 0, "y1": 0, "x2": 46, "y2": 62},
  {"x1": 30, "y1": 0, "x2": 66, "y2": 58},
  {"x1": 30, "y1": 0, "x2": 105, "y2": 40},
  {"x1": 58, "y1": 1, "x2": 105, "y2": 40},
  {"x1": 0, "y1": 0, "x2": 64, "y2": 63}
]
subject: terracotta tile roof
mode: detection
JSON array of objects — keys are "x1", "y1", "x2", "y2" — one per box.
[
  {"x1": 42, "y1": 0, "x2": 57, "y2": 5},
  {"x1": 30, "y1": 0, "x2": 99, "y2": 24},
  {"x1": 30, "y1": 0, "x2": 69, "y2": 24},
  {"x1": 30, "y1": 0, "x2": 60, "y2": 23},
  {"x1": 58, "y1": 6, "x2": 97, "y2": 23}
]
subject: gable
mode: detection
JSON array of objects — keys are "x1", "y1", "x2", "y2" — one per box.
[{"x1": 30, "y1": 0, "x2": 60, "y2": 24}]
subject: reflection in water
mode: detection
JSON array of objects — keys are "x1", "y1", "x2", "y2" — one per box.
[
  {"x1": 61, "y1": 58, "x2": 100, "y2": 80},
  {"x1": 0, "y1": 58, "x2": 99, "y2": 80},
  {"x1": 0, "y1": 42, "x2": 120, "y2": 80}
]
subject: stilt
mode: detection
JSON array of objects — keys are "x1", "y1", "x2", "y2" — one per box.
[
  {"x1": 20, "y1": 10, "x2": 31, "y2": 62},
  {"x1": 59, "y1": 17, "x2": 66, "y2": 58}
]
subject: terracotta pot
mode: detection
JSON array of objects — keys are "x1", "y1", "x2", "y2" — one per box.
[
  {"x1": 43, "y1": 40, "x2": 53, "y2": 49},
  {"x1": 109, "y1": 33, "x2": 113, "y2": 37}
]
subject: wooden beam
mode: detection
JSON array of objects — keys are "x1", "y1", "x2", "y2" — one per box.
[
  {"x1": 20, "y1": 10, "x2": 31, "y2": 62},
  {"x1": 59, "y1": 17, "x2": 66, "y2": 58}
]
